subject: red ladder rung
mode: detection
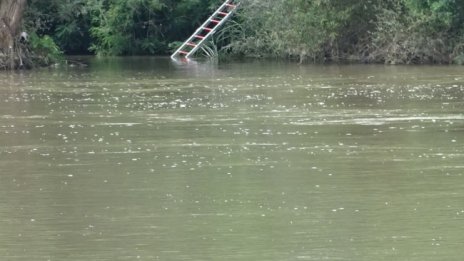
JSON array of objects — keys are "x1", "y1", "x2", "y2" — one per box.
[
  {"x1": 218, "y1": 11, "x2": 228, "y2": 16},
  {"x1": 186, "y1": 42, "x2": 197, "y2": 47},
  {"x1": 225, "y1": 4, "x2": 236, "y2": 8},
  {"x1": 194, "y1": 35, "x2": 205, "y2": 39},
  {"x1": 210, "y1": 19, "x2": 221, "y2": 23},
  {"x1": 203, "y1": 27, "x2": 213, "y2": 31},
  {"x1": 178, "y1": 50, "x2": 189, "y2": 55}
]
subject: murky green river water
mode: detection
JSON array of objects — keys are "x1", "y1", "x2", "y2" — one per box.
[{"x1": 0, "y1": 57, "x2": 463, "y2": 260}]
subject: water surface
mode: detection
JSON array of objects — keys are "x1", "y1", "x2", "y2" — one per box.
[{"x1": 1, "y1": 57, "x2": 464, "y2": 260}]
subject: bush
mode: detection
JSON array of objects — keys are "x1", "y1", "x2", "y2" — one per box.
[
  {"x1": 228, "y1": 0, "x2": 464, "y2": 64},
  {"x1": 28, "y1": 33, "x2": 64, "y2": 66}
]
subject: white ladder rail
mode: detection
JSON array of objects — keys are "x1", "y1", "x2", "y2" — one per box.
[{"x1": 171, "y1": 0, "x2": 239, "y2": 60}]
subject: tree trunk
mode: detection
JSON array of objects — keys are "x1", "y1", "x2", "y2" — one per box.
[{"x1": 0, "y1": 0, "x2": 26, "y2": 70}]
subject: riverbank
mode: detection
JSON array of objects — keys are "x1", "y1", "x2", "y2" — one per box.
[{"x1": 2, "y1": 0, "x2": 458, "y2": 71}]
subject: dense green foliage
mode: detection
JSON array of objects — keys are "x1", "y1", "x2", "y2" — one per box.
[
  {"x1": 230, "y1": 0, "x2": 464, "y2": 64},
  {"x1": 23, "y1": 0, "x2": 464, "y2": 64},
  {"x1": 25, "y1": 0, "x2": 222, "y2": 56}
]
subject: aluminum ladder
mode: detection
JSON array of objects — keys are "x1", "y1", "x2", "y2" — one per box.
[{"x1": 171, "y1": 0, "x2": 239, "y2": 60}]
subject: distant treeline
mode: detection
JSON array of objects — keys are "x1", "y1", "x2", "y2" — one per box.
[{"x1": 23, "y1": 0, "x2": 464, "y2": 64}]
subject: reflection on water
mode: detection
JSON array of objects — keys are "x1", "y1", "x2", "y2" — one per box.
[{"x1": 1, "y1": 57, "x2": 464, "y2": 260}]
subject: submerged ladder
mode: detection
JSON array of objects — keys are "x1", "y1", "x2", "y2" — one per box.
[{"x1": 171, "y1": 0, "x2": 239, "y2": 60}]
